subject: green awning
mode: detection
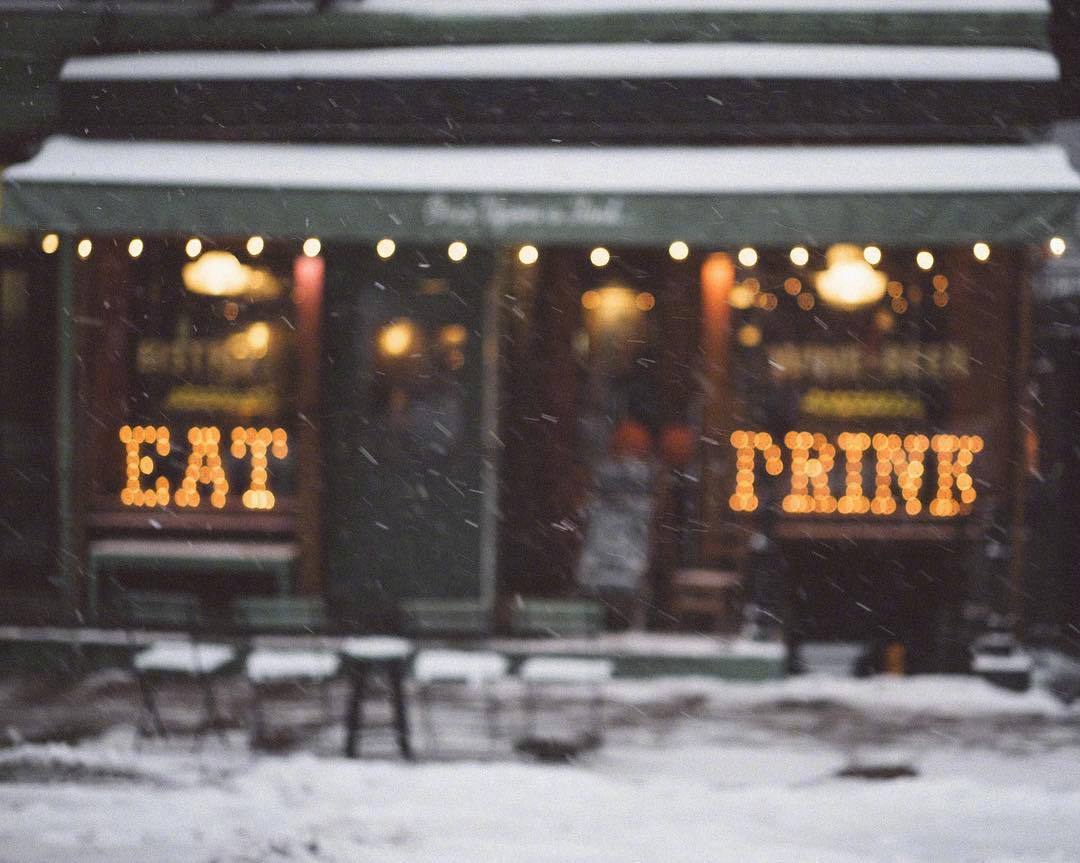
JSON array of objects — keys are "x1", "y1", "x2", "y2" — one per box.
[{"x1": 4, "y1": 137, "x2": 1079, "y2": 246}]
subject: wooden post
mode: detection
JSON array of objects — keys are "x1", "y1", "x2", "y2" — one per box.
[
  {"x1": 699, "y1": 253, "x2": 735, "y2": 559},
  {"x1": 55, "y1": 235, "x2": 77, "y2": 616},
  {"x1": 292, "y1": 255, "x2": 325, "y2": 595},
  {"x1": 478, "y1": 250, "x2": 505, "y2": 616},
  {"x1": 1008, "y1": 249, "x2": 1035, "y2": 638}
]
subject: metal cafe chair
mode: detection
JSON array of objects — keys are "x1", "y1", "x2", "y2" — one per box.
[
  {"x1": 120, "y1": 589, "x2": 238, "y2": 742},
  {"x1": 412, "y1": 649, "x2": 510, "y2": 756},
  {"x1": 518, "y1": 657, "x2": 614, "y2": 745},
  {"x1": 233, "y1": 596, "x2": 340, "y2": 748}
]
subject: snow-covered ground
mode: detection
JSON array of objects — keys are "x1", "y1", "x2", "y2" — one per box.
[{"x1": 1, "y1": 674, "x2": 1077, "y2": 863}]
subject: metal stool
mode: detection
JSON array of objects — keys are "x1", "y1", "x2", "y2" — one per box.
[{"x1": 340, "y1": 637, "x2": 415, "y2": 760}]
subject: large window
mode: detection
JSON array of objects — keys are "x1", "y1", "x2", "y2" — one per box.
[{"x1": 88, "y1": 238, "x2": 317, "y2": 520}]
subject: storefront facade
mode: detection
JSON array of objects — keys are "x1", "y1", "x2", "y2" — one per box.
[{"x1": 3, "y1": 2, "x2": 1079, "y2": 664}]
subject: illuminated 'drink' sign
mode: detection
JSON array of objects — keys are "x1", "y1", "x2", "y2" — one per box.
[
  {"x1": 119, "y1": 425, "x2": 287, "y2": 510},
  {"x1": 729, "y1": 430, "x2": 982, "y2": 518}
]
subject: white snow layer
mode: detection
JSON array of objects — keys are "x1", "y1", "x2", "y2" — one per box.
[
  {"x1": 358, "y1": 0, "x2": 1049, "y2": 12},
  {"x1": 10, "y1": 137, "x2": 1080, "y2": 196},
  {"x1": 245, "y1": 649, "x2": 341, "y2": 682},
  {"x1": 518, "y1": 657, "x2": 615, "y2": 683},
  {"x1": 62, "y1": 43, "x2": 1059, "y2": 82},
  {"x1": 340, "y1": 636, "x2": 414, "y2": 661},
  {"x1": 413, "y1": 650, "x2": 510, "y2": 684},
  {"x1": 133, "y1": 641, "x2": 236, "y2": 674},
  {"x1": 357, "y1": 0, "x2": 1052, "y2": 16},
  {"x1": 0, "y1": 674, "x2": 1075, "y2": 863}
]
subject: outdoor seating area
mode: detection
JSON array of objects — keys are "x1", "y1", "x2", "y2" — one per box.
[
  {"x1": 10, "y1": 591, "x2": 620, "y2": 759},
  {"x1": 129, "y1": 639, "x2": 613, "y2": 760}
]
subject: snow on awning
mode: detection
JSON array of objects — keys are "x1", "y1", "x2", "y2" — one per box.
[
  {"x1": 62, "y1": 43, "x2": 1059, "y2": 82},
  {"x1": 5, "y1": 136, "x2": 1079, "y2": 245},
  {"x1": 354, "y1": 0, "x2": 1051, "y2": 13}
]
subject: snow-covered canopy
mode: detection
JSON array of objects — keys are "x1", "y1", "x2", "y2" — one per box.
[{"x1": 62, "y1": 43, "x2": 1058, "y2": 82}]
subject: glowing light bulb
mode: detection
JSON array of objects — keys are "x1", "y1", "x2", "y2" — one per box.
[
  {"x1": 77, "y1": 238, "x2": 92, "y2": 259},
  {"x1": 973, "y1": 242, "x2": 990, "y2": 262},
  {"x1": 302, "y1": 237, "x2": 321, "y2": 257},
  {"x1": 128, "y1": 237, "x2": 144, "y2": 259},
  {"x1": 448, "y1": 241, "x2": 468, "y2": 262},
  {"x1": 916, "y1": 250, "x2": 934, "y2": 271},
  {"x1": 789, "y1": 246, "x2": 809, "y2": 267},
  {"x1": 185, "y1": 237, "x2": 202, "y2": 258},
  {"x1": 863, "y1": 245, "x2": 882, "y2": 266},
  {"x1": 1049, "y1": 236, "x2": 1067, "y2": 257},
  {"x1": 518, "y1": 244, "x2": 539, "y2": 266},
  {"x1": 668, "y1": 241, "x2": 689, "y2": 261},
  {"x1": 737, "y1": 247, "x2": 758, "y2": 267},
  {"x1": 590, "y1": 247, "x2": 610, "y2": 267},
  {"x1": 41, "y1": 233, "x2": 59, "y2": 255},
  {"x1": 246, "y1": 236, "x2": 264, "y2": 256},
  {"x1": 376, "y1": 238, "x2": 396, "y2": 259}
]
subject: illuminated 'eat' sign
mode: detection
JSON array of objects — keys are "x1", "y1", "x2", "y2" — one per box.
[
  {"x1": 119, "y1": 425, "x2": 288, "y2": 511},
  {"x1": 729, "y1": 430, "x2": 982, "y2": 518}
]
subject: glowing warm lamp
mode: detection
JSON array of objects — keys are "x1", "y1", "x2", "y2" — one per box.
[
  {"x1": 814, "y1": 243, "x2": 888, "y2": 310},
  {"x1": 182, "y1": 251, "x2": 249, "y2": 297},
  {"x1": 41, "y1": 233, "x2": 59, "y2": 255},
  {"x1": 378, "y1": 320, "x2": 417, "y2": 358},
  {"x1": 246, "y1": 236, "x2": 265, "y2": 257},
  {"x1": 668, "y1": 241, "x2": 689, "y2": 261},
  {"x1": 128, "y1": 238, "x2": 144, "y2": 259},
  {"x1": 1049, "y1": 236, "x2": 1067, "y2": 257},
  {"x1": 448, "y1": 241, "x2": 468, "y2": 262},
  {"x1": 376, "y1": 238, "x2": 396, "y2": 259},
  {"x1": 302, "y1": 237, "x2": 322, "y2": 258},
  {"x1": 77, "y1": 238, "x2": 92, "y2": 259},
  {"x1": 518, "y1": 244, "x2": 539, "y2": 266}
]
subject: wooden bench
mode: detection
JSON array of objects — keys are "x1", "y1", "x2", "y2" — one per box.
[
  {"x1": 401, "y1": 599, "x2": 491, "y2": 638},
  {"x1": 232, "y1": 596, "x2": 327, "y2": 634},
  {"x1": 87, "y1": 539, "x2": 298, "y2": 622},
  {"x1": 510, "y1": 599, "x2": 604, "y2": 639}
]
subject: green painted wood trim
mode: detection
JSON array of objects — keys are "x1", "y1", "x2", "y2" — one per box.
[
  {"x1": 54, "y1": 235, "x2": 75, "y2": 618},
  {"x1": 5, "y1": 182, "x2": 1076, "y2": 246},
  {"x1": 501, "y1": 648, "x2": 786, "y2": 680},
  {"x1": 0, "y1": 9, "x2": 1051, "y2": 53}
]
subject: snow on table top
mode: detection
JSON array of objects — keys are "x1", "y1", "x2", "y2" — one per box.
[
  {"x1": 12, "y1": 137, "x2": 1080, "y2": 197},
  {"x1": 245, "y1": 649, "x2": 340, "y2": 682},
  {"x1": 412, "y1": 650, "x2": 509, "y2": 684},
  {"x1": 134, "y1": 641, "x2": 236, "y2": 674},
  {"x1": 340, "y1": 636, "x2": 413, "y2": 661},
  {"x1": 357, "y1": 0, "x2": 1050, "y2": 13},
  {"x1": 972, "y1": 652, "x2": 1034, "y2": 673},
  {"x1": 519, "y1": 657, "x2": 614, "y2": 683},
  {"x1": 62, "y1": 43, "x2": 1058, "y2": 82}
]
